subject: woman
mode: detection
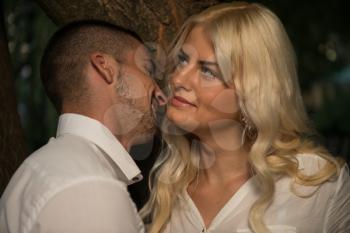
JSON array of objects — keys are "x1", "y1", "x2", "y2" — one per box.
[{"x1": 141, "y1": 2, "x2": 350, "y2": 233}]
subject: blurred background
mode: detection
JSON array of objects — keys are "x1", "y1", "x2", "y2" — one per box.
[{"x1": 2, "y1": 0, "x2": 350, "y2": 158}]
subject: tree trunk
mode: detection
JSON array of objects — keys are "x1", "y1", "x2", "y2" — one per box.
[
  {"x1": 35, "y1": 0, "x2": 219, "y2": 48},
  {"x1": 0, "y1": 2, "x2": 27, "y2": 195}
]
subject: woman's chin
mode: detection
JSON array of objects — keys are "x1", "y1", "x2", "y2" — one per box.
[{"x1": 164, "y1": 112, "x2": 199, "y2": 135}]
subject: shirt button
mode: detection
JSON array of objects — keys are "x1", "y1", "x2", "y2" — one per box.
[{"x1": 132, "y1": 177, "x2": 139, "y2": 182}]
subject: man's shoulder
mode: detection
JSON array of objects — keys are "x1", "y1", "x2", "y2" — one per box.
[
  {"x1": 27, "y1": 134, "x2": 108, "y2": 176},
  {"x1": 0, "y1": 134, "x2": 129, "y2": 233},
  {"x1": 1, "y1": 133, "x2": 119, "y2": 211},
  {"x1": 30, "y1": 134, "x2": 97, "y2": 163},
  {"x1": 0, "y1": 167, "x2": 129, "y2": 233}
]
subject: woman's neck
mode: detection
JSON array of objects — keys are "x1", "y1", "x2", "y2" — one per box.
[
  {"x1": 196, "y1": 141, "x2": 251, "y2": 185},
  {"x1": 192, "y1": 124, "x2": 252, "y2": 185}
]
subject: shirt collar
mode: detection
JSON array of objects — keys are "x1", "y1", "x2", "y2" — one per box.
[{"x1": 56, "y1": 113, "x2": 142, "y2": 185}]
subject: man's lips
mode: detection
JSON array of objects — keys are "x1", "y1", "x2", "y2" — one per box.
[{"x1": 171, "y1": 96, "x2": 196, "y2": 107}]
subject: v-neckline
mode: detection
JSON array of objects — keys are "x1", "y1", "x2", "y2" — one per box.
[{"x1": 183, "y1": 175, "x2": 258, "y2": 231}]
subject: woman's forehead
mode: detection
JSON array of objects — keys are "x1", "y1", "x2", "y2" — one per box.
[{"x1": 181, "y1": 26, "x2": 216, "y2": 61}]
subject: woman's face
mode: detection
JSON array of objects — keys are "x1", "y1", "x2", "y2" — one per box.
[{"x1": 167, "y1": 25, "x2": 240, "y2": 135}]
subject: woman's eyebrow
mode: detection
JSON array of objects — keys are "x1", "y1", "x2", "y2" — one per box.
[
  {"x1": 179, "y1": 48, "x2": 218, "y2": 66},
  {"x1": 179, "y1": 49, "x2": 189, "y2": 59},
  {"x1": 198, "y1": 60, "x2": 219, "y2": 67}
]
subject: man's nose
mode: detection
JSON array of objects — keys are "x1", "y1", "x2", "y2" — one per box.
[{"x1": 154, "y1": 84, "x2": 167, "y2": 106}]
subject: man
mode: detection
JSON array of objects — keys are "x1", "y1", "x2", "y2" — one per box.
[{"x1": 0, "y1": 20, "x2": 166, "y2": 233}]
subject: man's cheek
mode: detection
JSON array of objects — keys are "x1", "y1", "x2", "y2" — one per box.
[{"x1": 122, "y1": 74, "x2": 148, "y2": 99}]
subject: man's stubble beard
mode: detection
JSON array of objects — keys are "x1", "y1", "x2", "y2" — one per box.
[{"x1": 116, "y1": 74, "x2": 156, "y2": 140}]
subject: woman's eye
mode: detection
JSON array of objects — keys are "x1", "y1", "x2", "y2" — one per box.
[
  {"x1": 201, "y1": 66, "x2": 217, "y2": 80},
  {"x1": 176, "y1": 54, "x2": 188, "y2": 69}
]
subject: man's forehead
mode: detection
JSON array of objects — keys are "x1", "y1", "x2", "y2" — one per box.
[
  {"x1": 133, "y1": 43, "x2": 151, "y2": 60},
  {"x1": 120, "y1": 43, "x2": 156, "y2": 76},
  {"x1": 122, "y1": 44, "x2": 150, "y2": 65}
]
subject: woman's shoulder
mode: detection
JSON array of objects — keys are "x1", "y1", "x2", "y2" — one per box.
[
  {"x1": 295, "y1": 153, "x2": 348, "y2": 175},
  {"x1": 293, "y1": 153, "x2": 350, "y2": 194},
  {"x1": 273, "y1": 153, "x2": 349, "y2": 203},
  {"x1": 296, "y1": 154, "x2": 350, "y2": 231}
]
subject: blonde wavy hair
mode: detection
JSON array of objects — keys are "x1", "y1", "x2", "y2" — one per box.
[{"x1": 140, "y1": 2, "x2": 344, "y2": 233}]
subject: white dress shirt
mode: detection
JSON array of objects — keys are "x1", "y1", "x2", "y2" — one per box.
[
  {"x1": 163, "y1": 154, "x2": 350, "y2": 233},
  {"x1": 0, "y1": 113, "x2": 145, "y2": 233}
]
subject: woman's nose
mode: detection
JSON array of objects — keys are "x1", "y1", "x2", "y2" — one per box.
[{"x1": 171, "y1": 66, "x2": 195, "y2": 91}]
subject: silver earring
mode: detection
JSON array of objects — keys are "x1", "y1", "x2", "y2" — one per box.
[{"x1": 240, "y1": 113, "x2": 256, "y2": 145}]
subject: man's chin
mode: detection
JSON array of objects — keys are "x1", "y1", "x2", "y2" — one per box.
[
  {"x1": 132, "y1": 112, "x2": 159, "y2": 145},
  {"x1": 132, "y1": 129, "x2": 156, "y2": 146}
]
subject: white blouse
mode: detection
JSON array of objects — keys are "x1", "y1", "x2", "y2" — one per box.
[{"x1": 163, "y1": 154, "x2": 350, "y2": 233}]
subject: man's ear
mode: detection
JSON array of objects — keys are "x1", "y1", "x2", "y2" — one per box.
[{"x1": 90, "y1": 53, "x2": 119, "y2": 84}]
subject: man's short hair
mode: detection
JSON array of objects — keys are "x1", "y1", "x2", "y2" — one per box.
[{"x1": 40, "y1": 20, "x2": 142, "y2": 112}]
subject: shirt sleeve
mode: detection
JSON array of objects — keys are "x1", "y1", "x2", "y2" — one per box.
[
  {"x1": 30, "y1": 179, "x2": 144, "y2": 233},
  {"x1": 324, "y1": 164, "x2": 350, "y2": 233}
]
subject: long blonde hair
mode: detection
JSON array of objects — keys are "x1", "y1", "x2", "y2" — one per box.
[{"x1": 140, "y1": 2, "x2": 343, "y2": 233}]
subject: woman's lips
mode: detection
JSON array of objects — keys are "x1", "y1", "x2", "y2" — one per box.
[{"x1": 170, "y1": 96, "x2": 196, "y2": 107}]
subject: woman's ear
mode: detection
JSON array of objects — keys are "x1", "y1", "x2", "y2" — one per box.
[{"x1": 90, "y1": 52, "x2": 119, "y2": 84}]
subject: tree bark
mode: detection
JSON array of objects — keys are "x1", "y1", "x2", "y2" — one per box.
[
  {"x1": 35, "y1": 0, "x2": 219, "y2": 48},
  {"x1": 0, "y1": 3, "x2": 27, "y2": 195}
]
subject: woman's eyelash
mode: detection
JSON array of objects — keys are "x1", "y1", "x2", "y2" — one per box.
[
  {"x1": 201, "y1": 66, "x2": 217, "y2": 79},
  {"x1": 174, "y1": 53, "x2": 220, "y2": 80},
  {"x1": 177, "y1": 54, "x2": 187, "y2": 63}
]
